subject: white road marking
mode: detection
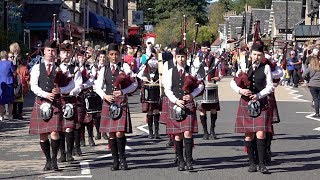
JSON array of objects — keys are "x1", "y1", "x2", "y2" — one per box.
[
  {"x1": 313, "y1": 127, "x2": 320, "y2": 131},
  {"x1": 137, "y1": 124, "x2": 149, "y2": 134},
  {"x1": 80, "y1": 161, "x2": 91, "y2": 175},
  {"x1": 285, "y1": 86, "x2": 310, "y2": 102},
  {"x1": 45, "y1": 175, "x2": 92, "y2": 179},
  {"x1": 296, "y1": 112, "x2": 314, "y2": 114}
]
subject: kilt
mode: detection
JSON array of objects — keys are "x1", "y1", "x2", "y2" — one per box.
[
  {"x1": 235, "y1": 97, "x2": 273, "y2": 133},
  {"x1": 76, "y1": 96, "x2": 92, "y2": 123},
  {"x1": 29, "y1": 97, "x2": 62, "y2": 134},
  {"x1": 268, "y1": 92, "x2": 280, "y2": 124},
  {"x1": 164, "y1": 100, "x2": 198, "y2": 134},
  {"x1": 196, "y1": 101, "x2": 221, "y2": 111},
  {"x1": 100, "y1": 95, "x2": 132, "y2": 133},
  {"x1": 159, "y1": 96, "x2": 169, "y2": 124},
  {"x1": 141, "y1": 102, "x2": 161, "y2": 113},
  {"x1": 61, "y1": 96, "x2": 78, "y2": 131}
]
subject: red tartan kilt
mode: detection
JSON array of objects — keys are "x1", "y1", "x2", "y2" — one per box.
[
  {"x1": 196, "y1": 101, "x2": 221, "y2": 111},
  {"x1": 76, "y1": 96, "x2": 92, "y2": 123},
  {"x1": 61, "y1": 96, "x2": 78, "y2": 131},
  {"x1": 99, "y1": 95, "x2": 132, "y2": 133},
  {"x1": 141, "y1": 102, "x2": 161, "y2": 113},
  {"x1": 29, "y1": 97, "x2": 62, "y2": 134},
  {"x1": 160, "y1": 96, "x2": 169, "y2": 124},
  {"x1": 164, "y1": 100, "x2": 198, "y2": 134},
  {"x1": 235, "y1": 98, "x2": 273, "y2": 133},
  {"x1": 268, "y1": 92, "x2": 280, "y2": 124}
]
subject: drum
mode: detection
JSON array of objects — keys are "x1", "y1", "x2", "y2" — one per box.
[
  {"x1": 84, "y1": 91, "x2": 103, "y2": 114},
  {"x1": 196, "y1": 82, "x2": 219, "y2": 105},
  {"x1": 143, "y1": 83, "x2": 160, "y2": 103}
]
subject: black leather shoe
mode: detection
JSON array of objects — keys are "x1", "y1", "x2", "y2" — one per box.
[
  {"x1": 248, "y1": 164, "x2": 257, "y2": 172},
  {"x1": 110, "y1": 161, "x2": 120, "y2": 171},
  {"x1": 51, "y1": 159, "x2": 59, "y2": 171},
  {"x1": 202, "y1": 133, "x2": 209, "y2": 140},
  {"x1": 259, "y1": 164, "x2": 270, "y2": 174},
  {"x1": 148, "y1": 134, "x2": 154, "y2": 139},
  {"x1": 210, "y1": 132, "x2": 217, "y2": 139},
  {"x1": 88, "y1": 138, "x2": 96, "y2": 146},
  {"x1": 58, "y1": 152, "x2": 66, "y2": 163},
  {"x1": 166, "y1": 140, "x2": 174, "y2": 147},
  {"x1": 102, "y1": 133, "x2": 108, "y2": 140},
  {"x1": 178, "y1": 160, "x2": 185, "y2": 171},
  {"x1": 66, "y1": 153, "x2": 74, "y2": 162},
  {"x1": 95, "y1": 132, "x2": 101, "y2": 140},
  {"x1": 120, "y1": 159, "x2": 129, "y2": 170},
  {"x1": 73, "y1": 147, "x2": 82, "y2": 156},
  {"x1": 186, "y1": 161, "x2": 194, "y2": 171},
  {"x1": 80, "y1": 139, "x2": 86, "y2": 147},
  {"x1": 43, "y1": 160, "x2": 51, "y2": 171}
]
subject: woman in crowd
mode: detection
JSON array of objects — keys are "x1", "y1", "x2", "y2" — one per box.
[
  {"x1": 0, "y1": 51, "x2": 15, "y2": 121},
  {"x1": 303, "y1": 56, "x2": 320, "y2": 117}
]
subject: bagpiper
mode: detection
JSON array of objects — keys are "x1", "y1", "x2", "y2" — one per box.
[
  {"x1": 29, "y1": 40, "x2": 66, "y2": 171},
  {"x1": 230, "y1": 42, "x2": 274, "y2": 174},
  {"x1": 94, "y1": 43, "x2": 138, "y2": 171},
  {"x1": 57, "y1": 43, "x2": 82, "y2": 163},
  {"x1": 163, "y1": 47, "x2": 204, "y2": 171}
]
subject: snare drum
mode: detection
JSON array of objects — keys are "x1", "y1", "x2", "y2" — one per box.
[
  {"x1": 196, "y1": 82, "x2": 219, "y2": 105},
  {"x1": 143, "y1": 83, "x2": 160, "y2": 103},
  {"x1": 84, "y1": 91, "x2": 103, "y2": 114}
]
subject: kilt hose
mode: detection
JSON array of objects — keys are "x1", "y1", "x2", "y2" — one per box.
[
  {"x1": 235, "y1": 97, "x2": 273, "y2": 133},
  {"x1": 99, "y1": 95, "x2": 132, "y2": 134},
  {"x1": 61, "y1": 96, "x2": 78, "y2": 131},
  {"x1": 29, "y1": 97, "x2": 62, "y2": 134},
  {"x1": 163, "y1": 100, "x2": 198, "y2": 135}
]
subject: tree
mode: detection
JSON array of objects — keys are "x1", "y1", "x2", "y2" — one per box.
[{"x1": 208, "y1": 2, "x2": 226, "y2": 39}]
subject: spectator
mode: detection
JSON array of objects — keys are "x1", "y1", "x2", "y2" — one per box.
[
  {"x1": 0, "y1": 51, "x2": 15, "y2": 121},
  {"x1": 303, "y1": 56, "x2": 320, "y2": 117}
]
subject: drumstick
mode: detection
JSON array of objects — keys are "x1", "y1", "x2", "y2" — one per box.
[{"x1": 158, "y1": 52, "x2": 163, "y2": 96}]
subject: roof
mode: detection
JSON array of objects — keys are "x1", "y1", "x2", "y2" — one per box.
[
  {"x1": 211, "y1": 38, "x2": 223, "y2": 46},
  {"x1": 228, "y1": 16, "x2": 243, "y2": 39},
  {"x1": 272, "y1": 1, "x2": 302, "y2": 29},
  {"x1": 251, "y1": 9, "x2": 271, "y2": 34}
]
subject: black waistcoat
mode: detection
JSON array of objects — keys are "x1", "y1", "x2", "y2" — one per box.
[
  {"x1": 103, "y1": 64, "x2": 120, "y2": 95},
  {"x1": 39, "y1": 63, "x2": 56, "y2": 93},
  {"x1": 144, "y1": 65, "x2": 159, "y2": 82},
  {"x1": 167, "y1": 59, "x2": 174, "y2": 70},
  {"x1": 198, "y1": 54, "x2": 216, "y2": 78},
  {"x1": 247, "y1": 63, "x2": 266, "y2": 94},
  {"x1": 171, "y1": 66, "x2": 187, "y2": 100}
]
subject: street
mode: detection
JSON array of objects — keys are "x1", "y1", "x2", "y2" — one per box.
[{"x1": 0, "y1": 77, "x2": 319, "y2": 180}]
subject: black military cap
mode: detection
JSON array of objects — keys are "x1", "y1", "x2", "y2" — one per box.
[
  {"x1": 175, "y1": 47, "x2": 187, "y2": 56},
  {"x1": 108, "y1": 43, "x2": 119, "y2": 52},
  {"x1": 60, "y1": 43, "x2": 72, "y2": 51},
  {"x1": 100, "y1": 50, "x2": 107, "y2": 55},
  {"x1": 251, "y1": 43, "x2": 264, "y2": 53},
  {"x1": 44, "y1": 40, "x2": 57, "y2": 48}
]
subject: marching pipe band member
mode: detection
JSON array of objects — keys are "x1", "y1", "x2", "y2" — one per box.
[
  {"x1": 29, "y1": 40, "x2": 73, "y2": 171},
  {"x1": 95, "y1": 43, "x2": 138, "y2": 171},
  {"x1": 57, "y1": 43, "x2": 82, "y2": 163},
  {"x1": 137, "y1": 54, "x2": 161, "y2": 139},
  {"x1": 194, "y1": 41, "x2": 222, "y2": 140},
  {"x1": 161, "y1": 42, "x2": 179, "y2": 147},
  {"x1": 78, "y1": 47, "x2": 97, "y2": 147},
  {"x1": 230, "y1": 42, "x2": 274, "y2": 174},
  {"x1": 163, "y1": 47, "x2": 204, "y2": 171},
  {"x1": 94, "y1": 50, "x2": 108, "y2": 140}
]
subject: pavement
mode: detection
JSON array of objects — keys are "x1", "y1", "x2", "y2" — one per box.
[{"x1": 0, "y1": 77, "x2": 319, "y2": 180}]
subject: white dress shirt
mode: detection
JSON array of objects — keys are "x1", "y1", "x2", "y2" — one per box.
[
  {"x1": 60, "y1": 63, "x2": 82, "y2": 96},
  {"x1": 94, "y1": 63, "x2": 138, "y2": 99},
  {"x1": 30, "y1": 62, "x2": 53, "y2": 98},
  {"x1": 230, "y1": 64, "x2": 274, "y2": 99},
  {"x1": 163, "y1": 64, "x2": 204, "y2": 104}
]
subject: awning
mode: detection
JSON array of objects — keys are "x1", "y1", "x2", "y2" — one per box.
[
  {"x1": 89, "y1": 12, "x2": 105, "y2": 29},
  {"x1": 128, "y1": 26, "x2": 140, "y2": 35},
  {"x1": 115, "y1": 33, "x2": 122, "y2": 43},
  {"x1": 65, "y1": 22, "x2": 85, "y2": 38}
]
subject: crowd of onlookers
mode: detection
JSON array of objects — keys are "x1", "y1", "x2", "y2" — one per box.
[{"x1": 0, "y1": 43, "x2": 30, "y2": 121}]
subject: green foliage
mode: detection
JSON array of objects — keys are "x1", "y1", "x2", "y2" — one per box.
[{"x1": 230, "y1": 0, "x2": 272, "y2": 13}]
